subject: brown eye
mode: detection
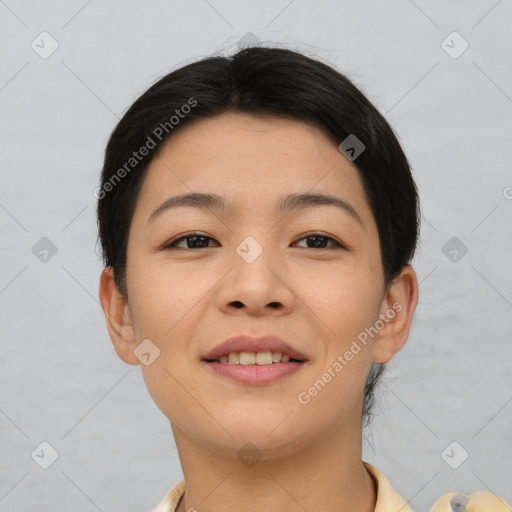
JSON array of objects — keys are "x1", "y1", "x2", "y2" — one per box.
[
  {"x1": 162, "y1": 232, "x2": 348, "y2": 250},
  {"x1": 293, "y1": 234, "x2": 347, "y2": 250},
  {"x1": 163, "y1": 233, "x2": 218, "y2": 249}
]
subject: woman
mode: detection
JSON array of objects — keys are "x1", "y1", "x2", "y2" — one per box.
[{"x1": 96, "y1": 46, "x2": 510, "y2": 512}]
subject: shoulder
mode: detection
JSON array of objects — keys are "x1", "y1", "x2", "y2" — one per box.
[
  {"x1": 430, "y1": 491, "x2": 511, "y2": 512},
  {"x1": 364, "y1": 462, "x2": 511, "y2": 512},
  {"x1": 364, "y1": 462, "x2": 414, "y2": 511}
]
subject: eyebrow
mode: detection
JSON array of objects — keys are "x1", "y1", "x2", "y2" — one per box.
[{"x1": 147, "y1": 192, "x2": 364, "y2": 227}]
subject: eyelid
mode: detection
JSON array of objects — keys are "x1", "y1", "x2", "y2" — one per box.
[{"x1": 161, "y1": 231, "x2": 214, "y2": 249}]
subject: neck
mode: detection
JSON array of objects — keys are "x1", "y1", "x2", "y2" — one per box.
[{"x1": 172, "y1": 420, "x2": 376, "y2": 512}]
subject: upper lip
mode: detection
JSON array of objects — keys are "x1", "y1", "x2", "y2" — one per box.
[{"x1": 203, "y1": 335, "x2": 308, "y2": 362}]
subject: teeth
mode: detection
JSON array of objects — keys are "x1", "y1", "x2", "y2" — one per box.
[
  {"x1": 256, "y1": 351, "x2": 272, "y2": 365},
  {"x1": 215, "y1": 351, "x2": 296, "y2": 365},
  {"x1": 240, "y1": 352, "x2": 256, "y2": 365}
]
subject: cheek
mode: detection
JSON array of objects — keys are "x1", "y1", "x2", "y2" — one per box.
[
  {"x1": 130, "y1": 265, "x2": 207, "y2": 426},
  {"x1": 291, "y1": 262, "x2": 381, "y2": 406},
  {"x1": 127, "y1": 257, "x2": 206, "y2": 341},
  {"x1": 294, "y1": 262, "x2": 382, "y2": 344}
]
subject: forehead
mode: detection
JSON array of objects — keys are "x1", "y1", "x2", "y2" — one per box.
[
  {"x1": 133, "y1": 112, "x2": 373, "y2": 225},
  {"x1": 159, "y1": 111, "x2": 342, "y2": 177}
]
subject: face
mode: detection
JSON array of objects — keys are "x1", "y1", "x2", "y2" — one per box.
[{"x1": 108, "y1": 112, "x2": 404, "y2": 458}]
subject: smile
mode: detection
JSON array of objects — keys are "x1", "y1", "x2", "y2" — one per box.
[{"x1": 203, "y1": 355, "x2": 306, "y2": 385}]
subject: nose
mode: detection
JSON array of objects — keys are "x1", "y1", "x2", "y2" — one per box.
[{"x1": 214, "y1": 243, "x2": 295, "y2": 316}]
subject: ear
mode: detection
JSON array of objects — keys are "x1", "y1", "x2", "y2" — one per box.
[
  {"x1": 372, "y1": 265, "x2": 418, "y2": 364},
  {"x1": 99, "y1": 267, "x2": 139, "y2": 365}
]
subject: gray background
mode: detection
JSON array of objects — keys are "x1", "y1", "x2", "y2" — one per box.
[{"x1": 1, "y1": 1, "x2": 511, "y2": 511}]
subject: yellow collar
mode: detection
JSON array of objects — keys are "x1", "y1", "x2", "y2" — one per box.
[{"x1": 364, "y1": 462, "x2": 413, "y2": 511}]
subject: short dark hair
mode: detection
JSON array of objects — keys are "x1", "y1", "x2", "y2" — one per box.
[{"x1": 96, "y1": 46, "x2": 420, "y2": 428}]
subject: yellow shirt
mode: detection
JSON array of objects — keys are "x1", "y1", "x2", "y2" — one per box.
[{"x1": 150, "y1": 462, "x2": 413, "y2": 512}]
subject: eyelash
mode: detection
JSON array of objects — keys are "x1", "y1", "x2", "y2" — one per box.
[{"x1": 162, "y1": 232, "x2": 348, "y2": 250}]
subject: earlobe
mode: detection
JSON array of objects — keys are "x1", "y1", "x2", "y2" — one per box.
[
  {"x1": 372, "y1": 265, "x2": 419, "y2": 364},
  {"x1": 98, "y1": 267, "x2": 139, "y2": 366}
]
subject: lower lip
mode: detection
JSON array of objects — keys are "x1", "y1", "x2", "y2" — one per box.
[{"x1": 204, "y1": 361, "x2": 305, "y2": 385}]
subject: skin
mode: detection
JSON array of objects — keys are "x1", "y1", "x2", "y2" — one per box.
[{"x1": 99, "y1": 112, "x2": 418, "y2": 512}]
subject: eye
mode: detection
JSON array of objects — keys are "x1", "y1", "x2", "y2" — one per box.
[
  {"x1": 293, "y1": 233, "x2": 348, "y2": 250},
  {"x1": 162, "y1": 232, "x2": 348, "y2": 250},
  {"x1": 163, "y1": 232, "x2": 219, "y2": 249}
]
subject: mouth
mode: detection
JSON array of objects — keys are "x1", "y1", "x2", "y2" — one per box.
[
  {"x1": 203, "y1": 350, "x2": 305, "y2": 365},
  {"x1": 202, "y1": 335, "x2": 308, "y2": 385},
  {"x1": 203, "y1": 334, "x2": 308, "y2": 363},
  {"x1": 203, "y1": 356, "x2": 306, "y2": 385}
]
